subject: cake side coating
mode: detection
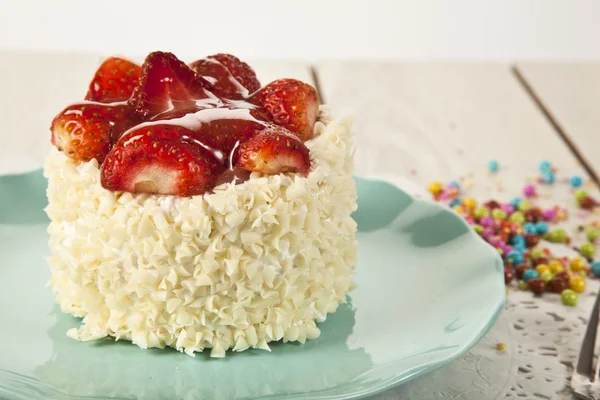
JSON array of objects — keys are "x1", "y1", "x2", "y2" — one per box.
[{"x1": 44, "y1": 108, "x2": 358, "y2": 357}]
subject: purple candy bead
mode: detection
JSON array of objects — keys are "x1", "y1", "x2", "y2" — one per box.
[
  {"x1": 523, "y1": 184, "x2": 537, "y2": 198},
  {"x1": 503, "y1": 245, "x2": 514, "y2": 254},
  {"x1": 542, "y1": 208, "x2": 556, "y2": 221},
  {"x1": 482, "y1": 228, "x2": 495, "y2": 239},
  {"x1": 500, "y1": 204, "x2": 515, "y2": 214},
  {"x1": 480, "y1": 216, "x2": 494, "y2": 227}
]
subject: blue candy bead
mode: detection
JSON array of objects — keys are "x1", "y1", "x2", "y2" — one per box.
[
  {"x1": 488, "y1": 159, "x2": 499, "y2": 173},
  {"x1": 540, "y1": 171, "x2": 555, "y2": 184},
  {"x1": 591, "y1": 261, "x2": 600, "y2": 278},
  {"x1": 539, "y1": 161, "x2": 552, "y2": 172},
  {"x1": 506, "y1": 250, "x2": 524, "y2": 266},
  {"x1": 523, "y1": 223, "x2": 538, "y2": 235},
  {"x1": 449, "y1": 198, "x2": 462, "y2": 207},
  {"x1": 511, "y1": 234, "x2": 525, "y2": 245},
  {"x1": 570, "y1": 176, "x2": 583, "y2": 188},
  {"x1": 513, "y1": 243, "x2": 526, "y2": 252},
  {"x1": 522, "y1": 269, "x2": 540, "y2": 281},
  {"x1": 447, "y1": 180, "x2": 460, "y2": 189},
  {"x1": 535, "y1": 222, "x2": 549, "y2": 235},
  {"x1": 510, "y1": 197, "x2": 521, "y2": 208}
]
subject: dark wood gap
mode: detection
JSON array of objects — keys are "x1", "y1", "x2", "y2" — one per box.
[
  {"x1": 309, "y1": 65, "x2": 326, "y2": 105},
  {"x1": 512, "y1": 64, "x2": 600, "y2": 188}
]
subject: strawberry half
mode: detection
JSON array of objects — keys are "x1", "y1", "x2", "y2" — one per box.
[
  {"x1": 129, "y1": 52, "x2": 214, "y2": 119},
  {"x1": 234, "y1": 127, "x2": 310, "y2": 174},
  {"x1": 85, "y1": 57, "x2": 141, "y2": 103},
  {"x1": 51, "y1": 103, "x2": 134, "y2": 163},
  {"x1": 101, "y1": 124, "x2": 224, "y2": 196},
  {"x1": 190, "y1": 53, "x2": 260, "y2": 99},
  {"x1": 250, "y1": 79, "x2": 319, "y2": 141}
]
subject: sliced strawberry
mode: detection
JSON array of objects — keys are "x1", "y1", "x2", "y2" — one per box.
[
  {"x1": 101, "y1": 124, "x2": 224, "y2": 196},
  {"x1": 129, "y1": 52, "x2": 213, "y2": 119},
  {"x1": 250, "y1": 79, "x2": 319, "y2": 141},
  {"x1": 234, "y1": 127, "x2": 310, "y2": 174},
  {"x1": 50, "y1": 103, "x2": 134, "y2": 163},
  {"x1": 85, "y1": 57, "x2": 141, "y2": 103},
  {"x1": 190, "y1": 53, "x2": 260, "y2": 99}
]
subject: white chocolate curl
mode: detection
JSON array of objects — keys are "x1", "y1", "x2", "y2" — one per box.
[{"x1": 44, "y1": 107, "x2": 358, "y2": 358}]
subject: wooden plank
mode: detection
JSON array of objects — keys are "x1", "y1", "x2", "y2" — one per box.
[
  {"x1": 0, "y1": 51, "x2": 310, "y2": 175},
  {"x1": 516, "y1": 62, "x2": 600, "y2": 179}
]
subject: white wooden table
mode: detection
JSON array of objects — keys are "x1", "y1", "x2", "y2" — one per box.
[{"x1": 2, "y1": 51, "x2": 600, "y2": 399}]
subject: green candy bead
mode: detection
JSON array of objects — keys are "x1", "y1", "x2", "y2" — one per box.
[
  {"x1": 561, "y1": 289, "x2": 578, "y2": 306},
  {"x1": 509, "y1": 211, "x2": 525, "y2": 224},
  {"x1": 474, "y1": 207, "x2": 490, "y2": 220},
  {"x1": 530, "y1": 248, "x2": 545, "y2": 259},
  {"x1": 586, "y1": 228, "x2": 599, "y2": 242},
  {"x1": 492, "y1": 209, "x2": 507, "y2": 220},
  {"x1": 575, "y1": 189, "x2": 588, "y2": 202},
  {"x1": 473, "y1": 224, "x2": 484, "y2": 234},
  {"x1": 540, "y1": 271, "x2": 554, "y2": 283},
  {"x1": 518, "y1": 200, "x2": 532, "y2": 211},
  {"x1": 518, "y1": 280, "x2": 528, "y2": 291},
  {"x1": 545, "y1": 228, "x2": 568, "y2": 243},
  {"x1": 580, "y1": 242, "x2": 596, "y2": 258}
]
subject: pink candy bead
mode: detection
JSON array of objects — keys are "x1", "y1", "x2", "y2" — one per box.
[
  {"x1": 500, "y1": 204, "x2": 515, "y2": 214},
  {"x1": 541, "y1": 208, "x2": 556, "y2": 221},
  {"x1": 523, "y1": 184, "x2": 537, "y2": 198},
  {"x1": 482, "y1": 228, "x2": 495, "y2": 239},
  {"x1": 479, "y1": 216, "x2": 494, "y2": 227}
]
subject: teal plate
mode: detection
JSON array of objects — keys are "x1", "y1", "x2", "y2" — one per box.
[{"x1": 0, "y1": 170, "x2": 505, "y2": 400}]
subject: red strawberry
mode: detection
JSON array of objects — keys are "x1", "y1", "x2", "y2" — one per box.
[
  {"x1": 85, "y1": 57, "x2": 141, "y2": 103},
  {"x1": 190, "y1": 53, "x2": 260, "y2": 99},
  {"x1": 250, "y1": 79, "x2": 319, "y2": 141},
  {"x1": 50, "y1": 102, "x2": 134, "y2": 163},
  {"x1": 234, "y1": 127, "x2": 310, "y2": 174},
  {"x1": 129, "y1": 52, "x2": 214, "y2": 119},
  {"x1": 101, "y1": 124, "x2": 224, "y2": 196}
]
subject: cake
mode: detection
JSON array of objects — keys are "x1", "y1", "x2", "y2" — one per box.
[{"x1": 44, "y1": 51, "x2": 358, "y2": 357}]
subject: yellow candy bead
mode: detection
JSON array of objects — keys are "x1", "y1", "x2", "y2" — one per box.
[
  {"x1": 535, "y1": 264, "x2": 550, "y2": 275},
  {"x1": 428, "y1": 181, "x2": 443, "y2": 195},
  {"x1": 570, "y1": 257, "x2": 587, "y2": 273},
  {"x1": 568, "y1": 276, "x2": 586, "y2": 293},
  {"x1": 453, "y1": 205, "x2": 464, "y2": 214},
  {"x1": 549, "y1": 260, "x2": 565, "y2": 274},
  {"x1": 463, "y1": 197, "x2": 477, "y2": 210}
]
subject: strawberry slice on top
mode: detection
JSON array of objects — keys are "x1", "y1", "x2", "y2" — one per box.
[
  {"x1": 234, "y1": 127, "x2": 310, "y2": 174},
  {"x1": 51, "y1": 103, "x2": 135, "y2": 163},
  {"x1": 101, "y1": 124, "x2": 224, "y2": 196},
  {"x1": 85, "y1": 57, "x2": 141, "y2": 103},
  {"x1": 190, "y1": 53, "x2": 260, "y2": 99},
  {"x1": 250, "y1": 79, "x2": 319, "y2": 142},
  {"x1": 129, "y1": 52, "x2": 214, "y2": 119}
]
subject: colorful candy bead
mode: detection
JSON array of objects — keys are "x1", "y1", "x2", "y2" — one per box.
[
  {"x1": 528, "y1": 278, "x2": 546, "y2": 295},
  {"x1": 561, "y1": 289, "x2": 578, "y2": 306},
  {"x1": 510, "y1": 197, "x2": 521, "y2": 208},
  {"x1": 575, "y1": 189, "x2": 588, "y2": 202},
  {"x1": 568, "y1": 276, "x2": 586, "y2": 293},
  {"x1": 540, "y1": 171, "x2": 555, "y2": 184},
  {"x1": 463, "y1": 197, "x2": 477, "y2": 210},
  {"x1": 518, "y1": 280, "x2": 528, "y2": 291},
  {"x1": 447, "y1": 181, "x2": 460, "y2": 189},
  {"x1": 591, "y1": 261, "x2": 600, "y2": 278},
  {"x1": 492, "y1": 209, "x2": 507, "y2": 220},
  {"x1": 535, "y1": 264, "x2": 550, "y2": 275},
  {"x1": 549, "y1": 277, "x2": 568, "y2": 293},
  {"x1": 541, "y1": 208, "x2": 556, "y2": 221},
  {"x1": 522, "y1": 269, "x2": 539, "y2": 281},
  {"x1": 570, "y1": 257, "x2": 586, "y2": 273},
  {"x1": 538, "y1": 161, "x2": 552, "y2": 172},
  {"x1": 509, "y1": 211, "x2": 525, "y2": 224},
  {"x1": 506, "y1": 251, "x2": 525, "y2": 266},
  {"x1": 488, "y1": 159, "x2": 499, "y2": 173},
  {"x1": 580, "y1": 242, "x2": 596, "y2": 258},
  {"x1": 523, "y1": 184, "x2": 537, "y2": 198},
  {"x1": 474, "y1": 207, "x2": 490, "y2": 220},
  {"x1": 523, "y1": 223, "x2": 537, "y2": 234},
  {"x1": 535, "y1": 222, "x2": 549, "y2": 235},
  {"x1": 586, "y1": 228, "x2": 600, "y2": 242},
  {"x1": 570, "y1": 176, "x2": 583, "y2": 188},
  {"x1": 428, "y1": 181, "x2": 444, "y2": 195},
  {"x1": 545, "y1": 228, "x2": 568, "y2": 243},
  {"x1": 518, "y1": 200, "x2": 532, "y2": 211},
  {"x1": 479, "y1": 216, "x2": 494, "y2": 227},
  {"x1": 549, "y1": 260, "x2": 565, "y2": 274},
  {"x1": 540, "y1": 271, "x2": 554, "y2": 283}
]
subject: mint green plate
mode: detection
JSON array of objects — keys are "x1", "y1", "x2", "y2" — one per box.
[{"x1": 0, "y1": 170, "x2": 505, "y2": 400}]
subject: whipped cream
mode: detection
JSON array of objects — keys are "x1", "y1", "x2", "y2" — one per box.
[{"x1": 45, "y1": 107, "x2": 358, "y2": 357}]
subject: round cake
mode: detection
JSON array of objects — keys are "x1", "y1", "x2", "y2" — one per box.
[{"x1": 44, "y1": 52, "x2": 358, "y2": 357}]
